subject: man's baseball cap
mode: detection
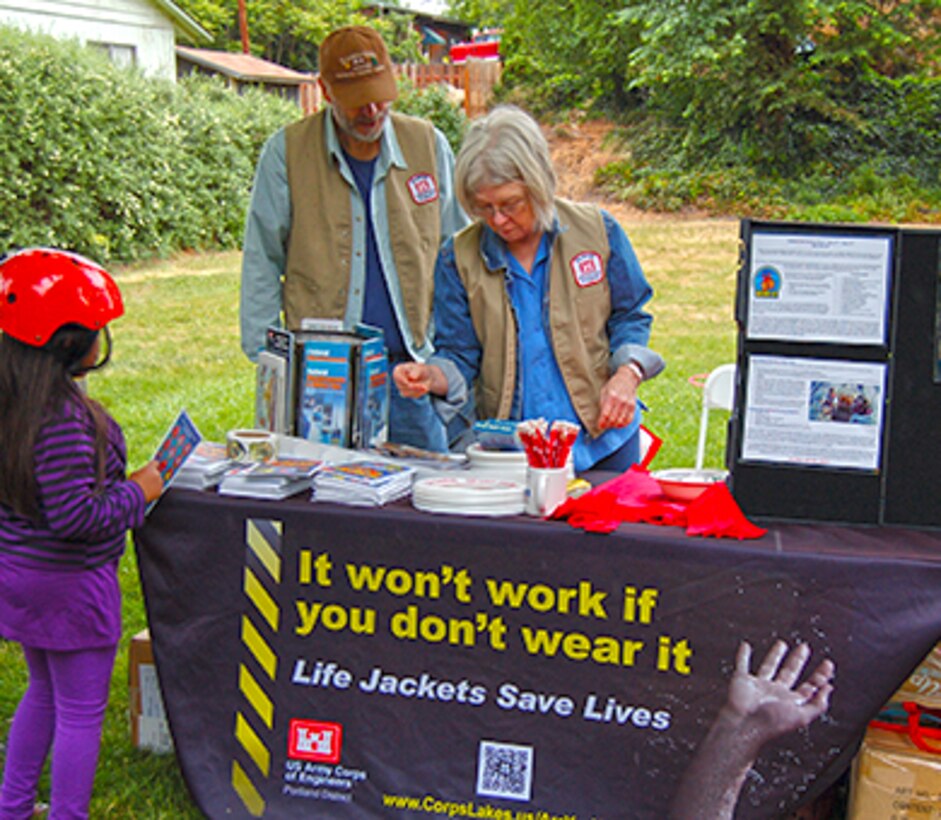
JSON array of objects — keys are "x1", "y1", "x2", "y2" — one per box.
[{"x1": 319, "y1": 26, "x2": 398, "y2": 109}]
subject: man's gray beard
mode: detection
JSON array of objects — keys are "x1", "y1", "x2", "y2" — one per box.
[{"x1": 332, "y1": 108, "x2": 385, "y2": 143}]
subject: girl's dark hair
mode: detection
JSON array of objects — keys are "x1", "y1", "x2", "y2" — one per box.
[{"x1": 0, "y1": 326, "x2": 110, "y2": 519}]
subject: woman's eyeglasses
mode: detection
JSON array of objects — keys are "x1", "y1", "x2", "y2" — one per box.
[{"x1": 474, "y1": 195, "x2": 528, "y2": 221}]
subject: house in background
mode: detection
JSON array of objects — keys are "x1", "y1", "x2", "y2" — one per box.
[
  {"x1": 0, "y1": 0, "x2": 209, "y2": 80},
  {"x1": 363, "y1": 1, "x2": 470, "y2": 63},
  {"x1": 176, "y1": 46, "x2": 320, "y2": 115}
]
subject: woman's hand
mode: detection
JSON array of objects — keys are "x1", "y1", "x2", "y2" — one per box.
[
  {"x1": 597, "y1": 364, "x2": 641, "y2": 429},
  {"x1": 393, "y1": 362, "x2": 449, "y2": 399},
  {"x1": 130, "y1": 460, "x2": 164, "y2": 504}
]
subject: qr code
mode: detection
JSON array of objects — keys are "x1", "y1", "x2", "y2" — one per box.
[{"x1": 476, "y1": 740, "x2": 533, "y2": 802}]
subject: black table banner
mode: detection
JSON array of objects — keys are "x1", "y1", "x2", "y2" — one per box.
[{"x1": 134, "y1": 489, "x2": 941, "y2": 819}]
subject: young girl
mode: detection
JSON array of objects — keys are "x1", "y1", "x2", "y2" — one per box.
[{"x1": 0, "y1": 248, "x2": 164, "y2": 819}]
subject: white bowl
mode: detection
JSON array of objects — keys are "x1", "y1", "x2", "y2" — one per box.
[{"x1": 651, "y1": 468, "x2": 728, "y2": 502}]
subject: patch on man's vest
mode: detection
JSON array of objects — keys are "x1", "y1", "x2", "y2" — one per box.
[
  {"x1": 569, "y1": 251, "x2": 605, "y2": 287},
  {"x1": 407, "y1": 173, "x2": 439, "y2": 205}
]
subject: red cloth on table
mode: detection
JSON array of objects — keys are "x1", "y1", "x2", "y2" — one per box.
[{"x1": 550, "y1": 466, "x2": 767, "y2": 539}]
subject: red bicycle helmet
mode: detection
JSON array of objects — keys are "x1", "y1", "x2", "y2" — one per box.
[{"x1": 0, "y1": 248, "x2": 124, "y2": 346}]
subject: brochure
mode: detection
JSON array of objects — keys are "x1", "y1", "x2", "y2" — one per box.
[
  {"x1": 148, "y1": 409, "x2": 202, "y2": 513},
  {"x1": 254, "y1": 350, "x2": 289, "y2": 435}
]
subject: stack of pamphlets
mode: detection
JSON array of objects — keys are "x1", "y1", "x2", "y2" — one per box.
[
  {"x1": 218, "y1": 457, "x2": 324, "y2": 500},
  {"x1": 171, "y1": 442, "x2": 234, "y2": 490},
  {"x1": 311, "y1": 459, "x2": 416, "y2": 507}
]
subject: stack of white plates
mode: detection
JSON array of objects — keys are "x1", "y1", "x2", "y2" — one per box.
[
  {"x1": 465, "y1": 443, "x2": 528, "y2": 483},
  {"x1": 412, "y1": 475, "x2": 526, "y2": 517}
]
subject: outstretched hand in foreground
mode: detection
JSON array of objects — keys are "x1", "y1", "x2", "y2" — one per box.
[{"x1": 670, "y1": 640, "x2": 835, "y2": 820}]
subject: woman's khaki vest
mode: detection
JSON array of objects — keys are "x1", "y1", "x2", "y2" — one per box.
[
  {"x1": 452, "y1": 199, "x2": 612, "y2": 437},
  {"x1": 283, "y1": 110, "x2": 441, "y2": 349}
]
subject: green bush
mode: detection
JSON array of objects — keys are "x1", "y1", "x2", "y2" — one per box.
[
  {"x1": 394, "y1": 78, "x2": 468, "y2": 153},
  {"x1": 595, "y1": 72, "x2": 941, "y2": 224},
  {"x1": 0, "y1": 26, "x2": 298, "y2": 262},
  {"x1": 0, "y1": 26, "x2": 473, "y2": 263}
]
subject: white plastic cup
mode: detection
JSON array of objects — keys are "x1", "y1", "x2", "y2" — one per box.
[{"x1": 526, "y1": 466, "x2": 569, "y2": 517}]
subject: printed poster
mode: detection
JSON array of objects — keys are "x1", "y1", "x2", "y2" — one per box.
[
  {"x1": 741, "y1": 355, "x2": 886, "y2": 470},
  {"x1": 747, "y1": 231, "x2": 893, "y2": 345}
]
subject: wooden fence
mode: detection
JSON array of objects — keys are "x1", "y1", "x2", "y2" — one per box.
[
  {"x1": 299, "y1": 60, "x2": 501, "y2": 118},
  {"x1": 396, "y1": 60, "x2": 502, "y2": 119}
]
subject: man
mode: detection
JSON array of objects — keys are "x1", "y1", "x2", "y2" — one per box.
[{"x1": 240, "y1": 25, "x2": 468, "y2": 451}]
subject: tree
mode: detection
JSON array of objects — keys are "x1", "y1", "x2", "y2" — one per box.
[
  {"x1": 447, "y1": 0, "x2": 512, "y2": 28},
  {"x1": 448, "y1": 0, "x2": 645, "y2": 114},
  {"x1": 173, "y1": 0, "x2": 423, "y2": 72},
  {"x1": 616, "y1": 0, "x2": 941, "y2": 171}
]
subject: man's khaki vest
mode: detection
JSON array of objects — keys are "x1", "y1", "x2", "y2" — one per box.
[
  {"x1": 283, "y1": 110, "x2": 441, "y2": 348},
  {"x1": 452, "y1": 199, "x2": 612, "y2": 438}
]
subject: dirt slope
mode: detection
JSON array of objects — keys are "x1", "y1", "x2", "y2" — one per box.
[{"x1": 543, "y1": 118, "x2": 707, "y2": 225}]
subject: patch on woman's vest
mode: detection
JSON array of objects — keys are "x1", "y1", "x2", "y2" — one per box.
[
  {"x1": 407, "y1": 173, "x2": 439, "y2": 205},
  {"x1": 570, "y1": 251, "x2": 605, "y2": 287}
]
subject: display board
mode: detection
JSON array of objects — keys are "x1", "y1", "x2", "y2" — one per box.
[
  {"x1": 729, "y1": 219, "x2": 941, "y2": 527},
  {"x1": 881, "y1": 229, "x2": 941, "y2": 526}
]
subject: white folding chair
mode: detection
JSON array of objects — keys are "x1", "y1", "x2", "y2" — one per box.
[{"x1": 694, "y1": 364, "x2": 736, "y2": 471}]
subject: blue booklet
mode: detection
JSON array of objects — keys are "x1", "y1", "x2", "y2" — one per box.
[{"x1": 147, "y1": 408, "x2": 202, "y2": 514}]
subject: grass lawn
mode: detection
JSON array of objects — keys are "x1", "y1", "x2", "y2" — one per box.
[{"x1": 0, "y1": 218, "x2": 741, "y2": 816}]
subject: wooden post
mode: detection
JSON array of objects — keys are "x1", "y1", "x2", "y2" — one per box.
[{"x1": 237, "y1": 0, "x2": 250, "y2": 54}]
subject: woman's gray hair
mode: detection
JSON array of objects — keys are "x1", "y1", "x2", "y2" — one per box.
[{"x1": 455, "y1": 105, "x2": 556, "y2": 233}]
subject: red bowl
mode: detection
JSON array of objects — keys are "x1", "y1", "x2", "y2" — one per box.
[{"x1": 651, "y1": 468, "x2": 728, "y2": 502}]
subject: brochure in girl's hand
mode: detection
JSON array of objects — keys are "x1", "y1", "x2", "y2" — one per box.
[{"x1": 147, "y1": 409, "x2": 203, "y2": 514}]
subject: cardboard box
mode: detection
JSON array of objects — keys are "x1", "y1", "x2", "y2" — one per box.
[
  {"x1": 128, "y1": 629, "x2": 173, "y2": 754},
  {"x1": 893, "y1": 642, "x2": 941, "y2": 709},
  {"x1": 847, "y1": 725, "x2": 941, "y2": 818}
]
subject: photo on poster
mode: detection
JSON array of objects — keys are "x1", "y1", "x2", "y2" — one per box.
[
  {"x1": 741, "y1": 355, "x2": 886, "y2": 470},
  {"x1": 746, "y1": 231, "x2": 893, "y2": 345},
  {"x1": 807, "y1": 381, "x2": 878, "y2": 425}
]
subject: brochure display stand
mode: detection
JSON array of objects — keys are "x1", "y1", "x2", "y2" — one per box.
[
  {"x1": 727, "y1": 219, "x2": 941, "y2": 527},
  {"x1": 254, "y1": 322, "x2": 390, "y2": 450}
]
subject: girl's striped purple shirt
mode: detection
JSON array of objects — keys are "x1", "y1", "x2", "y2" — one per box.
[{"x1": 0, "y1": 397, "x2": 145, "y2": 569}]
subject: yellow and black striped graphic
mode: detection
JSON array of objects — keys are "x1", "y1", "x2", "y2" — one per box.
[{"x1": 231, "y1": 517, "x2": 284, "y2": 817}]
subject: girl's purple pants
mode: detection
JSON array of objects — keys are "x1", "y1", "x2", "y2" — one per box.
[{"x1": 0, "y1": 644, "x2": 116, "y2": 820}]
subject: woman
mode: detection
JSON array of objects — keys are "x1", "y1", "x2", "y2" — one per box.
[{"x1": 393, "y1": 105, "x2": 663, "y2": 472}]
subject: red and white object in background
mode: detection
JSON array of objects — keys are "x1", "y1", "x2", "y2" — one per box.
[{"x1": 516, "y1": 419, "x2": 579, "y2": 468}]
